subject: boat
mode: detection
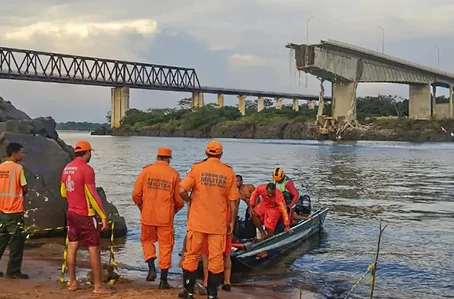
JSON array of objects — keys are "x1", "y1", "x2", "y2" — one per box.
[{"x1": 229, "y1": 207, "x2": 329, "y2": 272}]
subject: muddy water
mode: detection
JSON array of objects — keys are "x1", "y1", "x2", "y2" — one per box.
[{"x1": 53, "y1": 132, "x2": 454, "y2": 299}]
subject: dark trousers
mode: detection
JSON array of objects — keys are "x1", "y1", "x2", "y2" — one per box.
[{"x1": 0, "y1": 212, "x2": 25, "y2": 275}]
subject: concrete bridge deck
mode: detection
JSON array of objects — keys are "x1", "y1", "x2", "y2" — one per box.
[{"x1": 287, "y1": 39, "x2": 454, "y2": 121}]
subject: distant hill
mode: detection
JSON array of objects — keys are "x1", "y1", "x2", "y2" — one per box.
[{"x1": 56, "y1": 121, "x2": 107, "y2": 131}]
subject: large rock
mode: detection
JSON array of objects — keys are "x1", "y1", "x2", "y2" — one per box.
[{"x1": 0, "y1": 97, "x2": 127, "y2": 238}]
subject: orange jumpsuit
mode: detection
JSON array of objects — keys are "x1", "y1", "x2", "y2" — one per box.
[
  {"x1": 180, "y1": 158, "x2": 238, "y2": 274},
  {"x1": 132, "y1": 160, "x2": 184, "y2": 270}
]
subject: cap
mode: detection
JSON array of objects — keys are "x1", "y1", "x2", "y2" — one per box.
[
  {"x1": 74, "y1": 140, "x2": 94, "y2": 153},
  {"x1": 206, "y1": 140, "x2": 223, "y2": 156},
  {"x1": 157, "y1": 147, "x2": 172, "y2": 158}
]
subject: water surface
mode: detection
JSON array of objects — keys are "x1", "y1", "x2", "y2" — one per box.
[{"x1": 58, "y1": 132, "x2": 454, "y2": 299}]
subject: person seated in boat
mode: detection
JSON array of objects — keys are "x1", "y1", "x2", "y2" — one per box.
[
  {"x1": 272, "y1": 168, "x2": 313, "y2": 224},
  {"x1": 249, "y1": 183, "x2": 292, "y2": 240}
]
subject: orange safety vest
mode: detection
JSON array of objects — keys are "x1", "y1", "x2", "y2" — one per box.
[{"x1": 0, "y1": 161, "x2": 24, "y2": 213}]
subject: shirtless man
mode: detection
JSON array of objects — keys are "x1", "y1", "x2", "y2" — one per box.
[{"x1": 236, "y1": 175, "x2": 255, "y2": 214}]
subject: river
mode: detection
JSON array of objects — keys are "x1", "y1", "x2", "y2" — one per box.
[{"x1": 57, "y1": 131, "x2": 454, "y2": 299}]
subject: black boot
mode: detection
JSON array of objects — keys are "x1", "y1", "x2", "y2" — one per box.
[
  {"x1": 178, "y1": 270, "x2": 196, "y2": 299},
  {"x1": 146, "y1": 258, "x2": 157, "y2": 281},
  {"x1": 207, "y1": 272, "x2": 223, "y2": 299},
  {"x1": 159, "y1": 268, "x2": 171, "y2": 289},
  {"x1": 0, "y1": 272, "x2": 3, "y2": 278}
]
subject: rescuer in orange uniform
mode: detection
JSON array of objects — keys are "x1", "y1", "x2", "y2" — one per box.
[
  {"x1": 249, "y1": 183, "x2": 292, "y2": 240},
  {"x1": 0, "y1": 142, "x2": 28, "y2": 279},
  {"x1": 60, "y1": 141, "x2": 114, "y2": 294},
  {"x1": 132, "y1": 147, "x2": 184, "y2": 289},
  {"x1": 179, "y1": 140, "x2": 239, "y2": 299}
]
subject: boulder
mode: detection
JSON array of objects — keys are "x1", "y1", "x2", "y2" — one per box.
[{"x1": 0, "y1": 97, "x2": 127, "y2": 238}]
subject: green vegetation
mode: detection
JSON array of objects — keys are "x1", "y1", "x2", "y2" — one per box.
[
  {"x1": 57, "y1": 121, "x2": 106, "y2": 131},
  {"x1": 117, "y1": 95, "x2": 420, "y2": 133}
]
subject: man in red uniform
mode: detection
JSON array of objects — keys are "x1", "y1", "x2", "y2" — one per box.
[
  {"x1": 60, "y1": 141, "x2": 113, "y2": 294},
  {"x1": 249, "y1": 183, "x2": 292, "y2": 240}
]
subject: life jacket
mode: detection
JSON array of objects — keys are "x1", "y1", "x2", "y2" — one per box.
[
  {"x1": 0, "y1": 161, "x2": 24, "y2": 213},
  {"x1": 274, "y1": 175, "x2": 293, "y2": 205}
]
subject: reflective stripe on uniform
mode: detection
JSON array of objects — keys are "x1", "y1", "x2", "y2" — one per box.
[{"x1": 0, "y1": 164, "x2": 23, "y2": 198}]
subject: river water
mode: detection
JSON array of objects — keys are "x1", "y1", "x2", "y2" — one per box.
[{"x1": 57, "y1": 131, "x2": 454, "y2": 299}]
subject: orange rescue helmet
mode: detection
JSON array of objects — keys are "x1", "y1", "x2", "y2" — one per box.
[
  {"x1": 272, "y1": 168, "x2": 285, "y2": 181},
  {"x1": 157, "y1": 147, "x2": 172, "y2": 158},
  {"x1": 74, "y1": 140, "x2": 94, "y2": 153}
]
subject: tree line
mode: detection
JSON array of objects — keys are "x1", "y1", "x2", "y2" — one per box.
[{"x1": 115, "y1": 94, "x2": 422, "y2": 132}]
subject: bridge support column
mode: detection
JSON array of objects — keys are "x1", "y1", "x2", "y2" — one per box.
[
  {"x1": 192, "y1": 92, "x2": 204, "y2": 108},
  {"x1": 432, "y1": 85, "x2": 437, "y2": 117},
  {"x1": 409, "y1": 84, "x2": 431, "y2": 119},
  {"x1": 258, "y1": 97, "x2": 264, "y2": 112},
  {"x1": 308, "y1": 100, "x2": 315, "y2": 110},
  {"x1": 217, "y1": 94, "x2": 224, "y2": 108},
  {"x1": 450, "y1": 85, "x2": 453, "y2": 118},
  {"x1": 110, "y1": 87, "x2": 130, "y2": 129},
  {"x1": 275, "y1": 98, "x2": 283, "y2": 110},
  {"x1": 238, "y1": 95, "x2": 246, "y2": 115},
  {"x1": 292, "y1": 99, "x2": 299, "y2": 111},
  {"x1": 332, "y1": 82, "x2": 356, "y2": 120}
]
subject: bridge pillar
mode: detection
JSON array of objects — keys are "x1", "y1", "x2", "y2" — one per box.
[
  {"x1": 332, "y1": 82, "x2": 356, "y2": 120},
  {"x1": 292, "y1": 99, "x2": 299, "y2": 111},
  {"x1": 217, "y1": 94, "x2": 224, "y2": 108},
  {"x1": 238, "y1": 95, "x2": 246, "y2": 115},
  {"x1": 275, "y1": 98, "x2": 283, "y2": 110},
  {"x1": 409, "y1": 84, "x2": 431, "y2": 119},
  {"x1": 308, "y1": 100, "x2": 315, "y2": 110},
  {"x1": 192, "y1": 92, "x2": 204, "y2": 108},
  {"x1": 110, "y1": 87, "x2": 130, "y2": 129},
  {"x1": 450, "y1": 85, "x2": 453, "y2": 118},
  {"x1": 258, "y1": 97, "x2": 265, "y2": 112}
]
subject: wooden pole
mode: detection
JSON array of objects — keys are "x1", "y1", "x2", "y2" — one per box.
[{"x1": 370, "y1": 221, "x2": 387, "y2": 299}]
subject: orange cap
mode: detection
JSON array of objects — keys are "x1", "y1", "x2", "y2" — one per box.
[
  {"x1": 206, "y1": 140, "x2": 223, "y2": 156},
  {"x1": 74, "y1": 140, "x2": 94, "y2": 153},
  {"x1": 157, "y1": 147, "x2": 172, "y2": 157}
]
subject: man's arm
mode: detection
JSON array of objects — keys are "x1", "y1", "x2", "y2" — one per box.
[
  {"x1": 84, "y1": 167, "x2": 107, "y2": 220},
  {"x1": 276, "y1": 191, "x2": 291, "y2": 227},
  {"x1": 227, "y1": 174, "x2": 239, "y2": 235},
  {"x1": 285, "y1": 180, "x2": 299, "y2": 208},
  {"x1": 248, "y1": 186, "x2": 262, "y2": 212},
  {"x1": 179, "y1": 168, "x2": 196, "y2": 203},
  {"x1": 173, "y1": 174, "x2": 185, "y2": 213},
  {"x1": 132, "y1": 170, "x2": 145, "y2": 210},
  {"x1": 19, "y1": 168, "x2": 27, "y2": 196}
]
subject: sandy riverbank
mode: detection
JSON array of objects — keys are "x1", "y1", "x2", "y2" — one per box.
[{"x1": 0, "y1": 242, "x2": 315, "y2": 299}]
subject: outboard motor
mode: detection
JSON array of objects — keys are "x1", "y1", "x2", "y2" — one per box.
[{"x1": 295, "y1": 195, "x2": 311, "y2": 216}]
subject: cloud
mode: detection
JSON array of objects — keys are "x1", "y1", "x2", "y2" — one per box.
[
  {"x1": 1, "y1": 0, "x2": 454, "y2": 122},
  {"x1": 228, "y1": 54, "x2": 266, "y2": 69},
  {"x1": 3, "y1": 19, "x2": 158, "y2": 42}
]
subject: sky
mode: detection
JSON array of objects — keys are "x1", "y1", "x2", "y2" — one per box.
[{"x1": 1, "y1": 0, "x2": 454, "y2": 122}]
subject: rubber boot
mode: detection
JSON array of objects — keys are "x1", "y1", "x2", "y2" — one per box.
[
  {"x1": 146, "y1": 258, "x2": 157, "y2": 281},
  {"x1": 159, "y1": 268, "x2": 171, "y2": 289},
  {"x1": 207, "y1": 272, "x2": 223, "y2": 299},
  {"x1": 178, "y1": 270, "x2": 196, "y2": 299}
]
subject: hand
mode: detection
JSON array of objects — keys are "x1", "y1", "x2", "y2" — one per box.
[
  {"x1": 227, "y1": 221, "x2": 235, "y2": 235},
  {"x1": 101, "y1": 218, "x2": 108, "y2": 231},
  {"x1": 249, "y1": 207, "x2": 255, "y2": 218},
  {"x1": 284, "y1": 226, "x2": 293, "y2": 234}
]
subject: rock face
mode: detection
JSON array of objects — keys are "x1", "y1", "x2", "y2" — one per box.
[{"x1": 0, "y1": 97, "x2": 127, "y2": 238}]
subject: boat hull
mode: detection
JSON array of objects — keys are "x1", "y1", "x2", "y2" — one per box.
[{"x1": 231, "y1": 207, "x2": 329, "y2": 271}]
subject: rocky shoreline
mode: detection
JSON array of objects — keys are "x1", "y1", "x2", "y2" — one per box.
[
  {"x1": 0, "y1": 97, "x2": 127, "y2": 238},
  {"x1": 91, "y1": 120, "x2": 454, "y2": 142}
]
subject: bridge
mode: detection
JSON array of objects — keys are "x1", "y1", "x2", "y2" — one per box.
[
  {"x1": 287, "y1": 39, "x2": 454, "y2": 124},
  {"x1": 0, "y1": 46, "x2": 326, "y2": 128}
]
